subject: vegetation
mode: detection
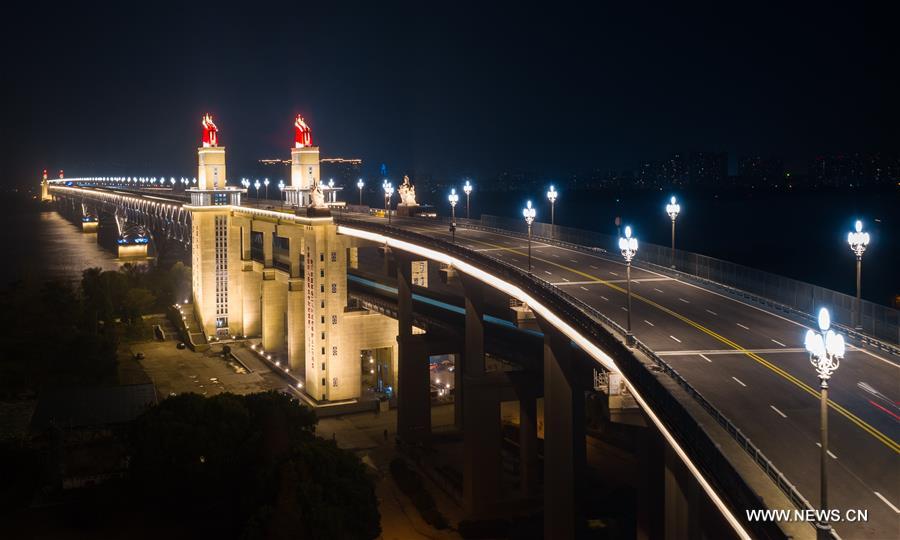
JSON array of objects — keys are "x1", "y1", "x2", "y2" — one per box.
[
  {"x1": 130, "y1": 391, "x2": 381, "y2": 539},
  {"x1": 0, "y1": 262, "x2": 191, "y2": 395}
]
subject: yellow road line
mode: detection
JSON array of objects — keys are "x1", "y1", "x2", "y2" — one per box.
[{"x1": 454, "y1": 230, "x2": 900, "y2": 454}]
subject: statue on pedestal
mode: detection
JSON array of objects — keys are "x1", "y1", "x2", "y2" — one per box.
[
  {"x1": 201, "y1": 113, "x2": 218, "y2": 147},
  {"x1": 398, "y1": 175, "x2": 418, "y2": 206},
  {"x1": 294, "y1": 115, "x2": 312, "y2": 148},
  {"x1": 309, "y1": 178, "x2": 327, "y2": 208}
]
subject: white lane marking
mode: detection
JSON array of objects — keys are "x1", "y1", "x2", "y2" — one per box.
[
  {"x1": 706, "y1": 309, "x2": 718, "y2": 316},
  {"x1": 562, "y1": 277, "x2": 569, "y2": 282},
  {"x1": 670, "y1": 335, "x2": 682, "y2": 343},
  {"x1": 874, "y1": 491, "x2": 900, "y2": 514},
  {"x1": 736, "y1": 323, "x2": 750, "y2": 330},
  {"x1": 679, "y1": 298, "x2": 690, "y2": 303},
  {"x1": 771, "y1": 339, "x2": 786, "y2": 347},
  {"x1": 569, "y1": 259, "x2": 578, "y2": 263},
  {"x1": 814, "y1": 443, "x2": 838, "y2": 459},
  {"x1": 609, "y1": 271, "x2": 619, "y2": 276},
  {"x1": 600, "y1": 296, "x2": 609, "y2": 301},
  {"x1": 552, "y1": 253, "x2": 559, "y2": 258},
  {"x1": 654, "y1": 288, "x2": 664, "y2": 293},
  {"x1": 621, "y1": 307, "x2": 628, "y2": 312},
  {"x1": 544, "y1": 270, "x2": 552, "y2": 275},
  {"x1": 698, "y1": 353, "x2": 712, "y2": 363},
  {"x1": 770, "y1": 405, "x2": 787, "y2": 418},
  {"x1": 732, "y1": 376, "x2": 747, "y2": 387},
  {"x1": 644, "y1": 320, "x2": 655, "y2": 327},
  {"x1": 580, "y1": 286, "x2": 589, "y2": 291},
  {"x1": 589, "y1": 265, "x2": 599, "y2": 269}
]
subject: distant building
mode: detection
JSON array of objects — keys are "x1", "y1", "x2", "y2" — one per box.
[
  {"x1": 738, "y1": 156, "x2": 785, "y2": 188},
  {"x1": 320, "y1": 158, "x2": 362, "y2": 187},
  {"x1": 684, "y1": 152, "x2": 728, "y2": 187}
]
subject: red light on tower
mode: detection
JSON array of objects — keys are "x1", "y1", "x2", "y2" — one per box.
[
  {"x1": 58, "y1": 169, "x2": 64, "y2": 179},
  {"x1": 42, "y1": 169, "x2": 48, "y2": 181},
  {"x1": 294, "y1": 115, "x2": 312, "y2": 148},
  {"x1": 201, "y1": 113, "x2": 219, "y2": 147}
]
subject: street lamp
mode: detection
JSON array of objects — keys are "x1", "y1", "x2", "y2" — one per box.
[
  {"x1": 328, "y1": 178, "x2": 335, "y2": 203},
  {"x1": 847, "y1": 220, "x2": 870, "y2": 330},
  {"x1": 619, "y1": 226, "x2": 639, "y2": 346},
  {"x1": 383, "y1": 182, "x2": 394, "y2": 224},
  {"x1": 263, "y1": 178, "x2": 270, "y2": 200},
  {"x1": 254, "y1": 179, "x2": 261, "y2": 200},
  {"x1": 357, "y1": 178, "x2": 364, "y2": 205},
  {"x1": 463, "y1": 180, "x2": 473, "y2": 220},
  {"x1": 546, "y1": 185, "x2": 558, "y2": 225},
  {"x1": 666, "y1": 196, "x2": 680, "y2": 268},
  {"x1": 804, "y1": 307, "x2": 845, "y2": 539},
  {"x1": 448, "y1": 188, "x2": 459, "y2": 242},
  {"x1": 278, "y1": 180, "x2": 285, "y2": 208},
  {"x1": 523, "y1": 200, "x2": 536, "y2": 273}
]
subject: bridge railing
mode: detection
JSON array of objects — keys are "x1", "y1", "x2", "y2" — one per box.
[
  {"x1": 336, "y1": 215, "x2": 810, "y2": 539},
  {"x1": 452, "y1": 213, "x2": 898, "y2": 349}
]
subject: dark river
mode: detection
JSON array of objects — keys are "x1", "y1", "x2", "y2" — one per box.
[{"x1": 0, "y1": 195, "x2": 121, "y2": 287}]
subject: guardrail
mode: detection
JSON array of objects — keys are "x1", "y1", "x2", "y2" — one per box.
[
  {"x1": 336, "y1": 215, "x2": 816, "y2": 539},
  {"x1": 476, "y1": 214, "x2": 899, "y2": 346},
  {"x1": 404, "y1": 211, "x2": 898, "y2": 357}
]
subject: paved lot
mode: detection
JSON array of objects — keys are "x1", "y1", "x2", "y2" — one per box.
[{"x1": 131, "y1": 341, "x2": 286, "y2": 398}]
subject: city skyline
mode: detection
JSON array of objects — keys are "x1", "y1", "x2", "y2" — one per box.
[{"x1": 3, "y1": 3, "x2": 895, "y2": 187}]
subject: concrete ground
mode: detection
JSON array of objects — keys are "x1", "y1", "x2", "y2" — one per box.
[
  {"x1": 130, "y1": 340, "x2": 287, "y2": 398},
  {"x1": 317, "y1": 405, "x2": 463, "y2": 540}
]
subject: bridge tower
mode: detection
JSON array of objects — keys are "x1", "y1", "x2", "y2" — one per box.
[
  {"x1": 284, "y1": 114, "x2": 320, "y2": 207},
  {"x1": 40, "y1": 169, "x2": 52, "y2": 202},
  {"x1": 186, "y1": 114, "x2": 246, "y2": 337}
]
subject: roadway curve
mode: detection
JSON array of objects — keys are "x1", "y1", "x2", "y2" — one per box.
[{"x1": 352, "y1": 214, "x2": 899, "y2": 540}]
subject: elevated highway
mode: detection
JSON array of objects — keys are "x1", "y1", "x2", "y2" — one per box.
[{"x1": 45, "y1": 180, "x2": 899, "y2": 538}]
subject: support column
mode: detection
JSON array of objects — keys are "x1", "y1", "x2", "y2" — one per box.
[
  {"x1": 518, "y1": 380, "x2": 539, "y2": 498},
  {"x1": 261, "y1": 270, "x2": 286, "y2": 352},
  {"x1": 664, "y1": 444, "x2": 701, "y2": 540},
  {"x1": 241, "y1": 262, "x2": 261, "y2": 337},
  {"x1": 287, "y1": 279, "x2": 304, "y2": 371},
  {"x1": 637, "y1": 421, "x2": 665, "y2": 540},
  {"x1": 395, "y1": 252, "x2": 430, "y2": 445},
  {"x1": 460, "y1": 274, "x2": 501, "y2": 516},
  {"x1": 539, "y1": 319, "x2": 586, "y2": 539}
]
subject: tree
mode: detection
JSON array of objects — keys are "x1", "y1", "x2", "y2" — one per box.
[{"x1": 121, "y1": 288, "x2": 156, "y2": 325}]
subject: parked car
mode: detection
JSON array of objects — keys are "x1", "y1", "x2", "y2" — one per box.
[{"x1": 176, "y1": 342, "x2": 186, "y2": 350}]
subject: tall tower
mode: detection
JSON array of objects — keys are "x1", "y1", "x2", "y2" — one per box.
[
  {"x1": 40, "y1": 169, "x2": 52, "y2": 202},
  {"x1": 186, "y1": 114, "x2": 245, "y2": 337},
  {"x1": 284, "y1": 115, "x2": 320, "y2": 207}
]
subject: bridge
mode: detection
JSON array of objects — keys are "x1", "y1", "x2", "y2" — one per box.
[{"x1": 42, "y1": 116, "x2": 899, "y2": 539}]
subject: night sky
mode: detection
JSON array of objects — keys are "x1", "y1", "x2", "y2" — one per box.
[{"x1": 3, "y1": 2, "x2": 895, "y2": 185}]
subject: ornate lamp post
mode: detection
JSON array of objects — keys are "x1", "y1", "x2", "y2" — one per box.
[
  {"x1": 253, "y1": 179, "x2": 261, "y2": 201},
  {"x1": 546, "y1": 185, "x2": 558, "y2": 225},
  {"x1": 448, "y1": 188, "x2": 459, "y2": 242},
  {"x1": 263, "y1": 178, "x2": 270, "y2": 200},
  {"x1": 847, "y1": 220, "x2": 870, "y2": 330},
  {"x1": 523, "y1": 200, "x2": 536, "y2": 273},
  {"x1": 666, "y1": 196, "x2": 681, "y2": 268},
  {"x1": 619, "y1": 226, "x2": 638, "y2": 346},
  {"x1": 463, "y1": 180, "x2": 473, "y2": 219},
  {"x1": 278, "y1": 180, "x2": 285, "y2": 208},
  {"x1": 804, "y1": 308, "x2": 845, "y2": 539},
  {"x1": 384, "y1": 182, "x2": 394, "y2": 224},
  {"x1": 357, "y1": 178, "x2": 365, "y2": 205}
]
